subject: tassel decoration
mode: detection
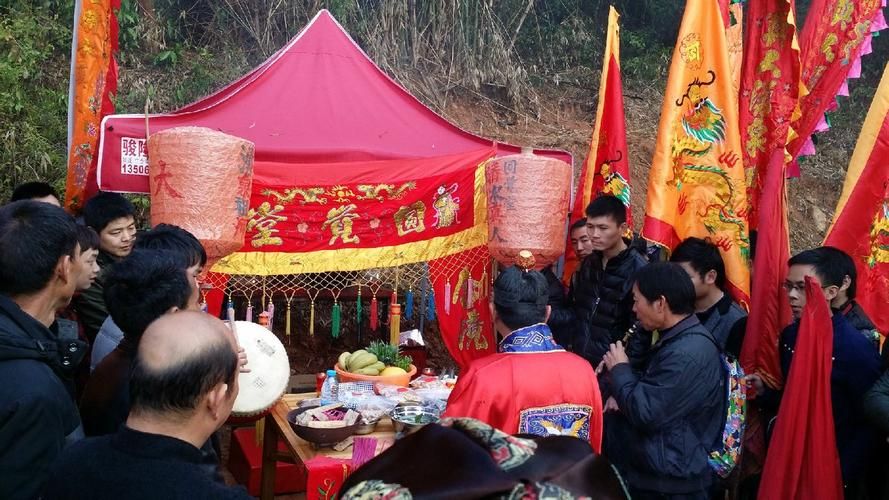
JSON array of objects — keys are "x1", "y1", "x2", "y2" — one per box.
[
  {"x1": 226, "y1": 299, "x2": 235, "y2": 324},
  {"x1": 331, "y1": 302, "x2": 341, "y2": 338},
  {"x1": 370, "y1": 296, "x2": 379, "y2": 331},
  {"x1": 309, "y1": 300, "x2": 315, "y2": 336},
  {"x1": 444, "y1": 280, "x2": 451, "y2": 315},
  {"x1": 356, "y1": 286, "x2": 363, "y2": 323},
  {"x1": 404, "y1": 289, "x2": 414, "y2": 320},
  {"x1": 285, "y1": 303, "x2": 292, "y2": 336},
  {"x1": 267, "y1": 302, "x2": 275, "y2": 327},
  {"x1": 466, "y1": 278, "x2": 474, "y2": 307},
  {"x1": 427, "y1": 289, "x2": 436, "y2": 321},
  {"x1": 246, "y1": 304, "x2": 253, "y2": 322},
  {"x1": 389, "y1": 302, "x2": 401, "y2": 346}
]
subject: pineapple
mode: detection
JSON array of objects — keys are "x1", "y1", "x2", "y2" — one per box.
[{"x1": 367, "y1": 340, "x2": 413, "y2": 372}]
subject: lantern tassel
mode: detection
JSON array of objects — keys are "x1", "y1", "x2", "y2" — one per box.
[
  {"x1": 226, "y1": 299, "x2": 235, "y2": 324},
  {"x1": 285, "y1": 303, "x2": 291, "y2": 336},
  {"x1": 404, "y1": 289, "x2": 414, "y2": 320},
  {"x1": 444, "y1": 281, "x2": 451, "y2": 315},
  {"x1": 427, "y1": 289, "x2": 436, "y2": 321},
  {"x1": 466, "y1": 278, "x2": 474, "y2": 308},
  {"x1": 370, "y1": 297, "x2": 378, "y2": 330},
  {"x1": 267, "y1": 302, "x2": 275, "y2": 326},
  {"x1": 309, "y1": 300, "x2": 315, "y2": 336},
  {"x1": 246, "y1": 304, "x2": 253, "y2": 323},
  {"x1": 331, "y1": 302, "x2": 341, "y2": 338},
  {"x1": 389, "y1": 303, "x2": 401, "y2": 346}
]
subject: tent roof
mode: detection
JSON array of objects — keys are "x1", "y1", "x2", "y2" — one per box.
[{"x1": 97, "y1": 10, "x2": 571, "y2": 193}]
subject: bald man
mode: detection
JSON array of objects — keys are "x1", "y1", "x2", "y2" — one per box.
[{"x1": 42, "y1": 312, "x2": 251, "y2": 500}]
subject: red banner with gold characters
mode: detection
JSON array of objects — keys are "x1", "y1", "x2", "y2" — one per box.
[
  {"x1": 212, "y1": 148, "x2": 494, "y2": 275},
  {"x1": 788, "y1": 0, "x2": 885, "y2": 163},
  {"x1": 642, "y1": 0, "x2": 751, "y2": 305},
  {"x1": 824, "y1": 62, "x2": 889, "y2": 334},
  {"x1": 739, "y1": 0, "x2": 802, "y2": 229},
  {"x1": 65, "y1": 0, "x2": 120, "y2": 212},
  {"x1": 429, "y1": 247, "x2": 496, "y2": 370}
]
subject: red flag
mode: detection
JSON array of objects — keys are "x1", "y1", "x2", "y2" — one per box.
[
  {"x1": 738, "y1": 0, "x2": 802, "y2": 228},
  {"x1": 740, "y1": 150, "x2": 792, "y2": 389},
  {"x1": 824, "y1": 62, "x2": 889, "y2": 333},
  {"x1": 787, "y1": 0, "x2": 885, "y2": 169},
  {"x1": 572, "y1": 6, "x2": 630, "y2": 224},
  {"x1": 758, "y1": 277, "x2": 843, "y2": 500}
]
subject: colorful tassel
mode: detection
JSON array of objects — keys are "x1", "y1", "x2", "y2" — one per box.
[
  {"x1": 267, "y1": 302, "x2": 275, "y2": 326},
  {"x1": 444, "y1": 281, "x2": 451, "y2": 315},
  {"x1": 427, "y1": 289, "x2": 436, "y2": 321},
  {"x1": 331, "y1": 302, "x2": 341, "y2": 338},
  {"x1": 356, "y1": 286, "x2": 363, "y2": 323},
  {"x1": 309, "y1": 300, "x2": 315, "y2": 336},
  {"x1": 246, "y1": 304, "x2": 253, "y2": 323},
  {"x1": 285, "y1": 303, "x2": 291, "y2": 336},
  {"x1": 466, "y1": 278, "x2": 474, "y2": 307},
  {"x1": 404, "y1": 289, "x2": 414, "y2": 320},
  {"x1": 370, "y1": 297, "x2": 379, "y2": 330}
]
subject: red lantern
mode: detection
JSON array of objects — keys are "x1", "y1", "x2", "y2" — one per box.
[
  {"x1": 485, "y1": 148, "x2": 571, "y2": 269},
  {"x1": 147, "y1": 126, "x2": 255, "y2": 271}
]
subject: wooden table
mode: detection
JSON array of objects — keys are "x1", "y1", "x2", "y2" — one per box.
[{"x1": 259, "y1": 393, "x2": 395, "y2": 500}]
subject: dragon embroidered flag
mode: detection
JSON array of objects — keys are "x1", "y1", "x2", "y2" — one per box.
[
  {"x1": 572, "y1": 6, "x2": 631, "y2": 227},
  {"x1": 642, "y1": 0, "x2": 751, "y2": 304},
  {"x1": 738, "y1": 0, "x2": 802, "y2": 229},
  {"x1": 788, "y1": 0, "x2": 885, "y2": 169},
  {"x1": 65, "y1": 0, "x2": 120, "y2": 212},
  {"x1": 211, "y1": 148, "x2": 493, "y2": 275},
  {"x1": 824, "y1": 62, "x2": 889, "y2": 334}
]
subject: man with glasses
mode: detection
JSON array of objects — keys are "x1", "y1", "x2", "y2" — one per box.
[{"x1": 746, "y1": 247, "x2": 881, "y2": 495}]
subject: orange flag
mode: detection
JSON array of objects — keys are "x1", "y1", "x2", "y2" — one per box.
[
  {"x1": 738, "y1": 0, "x2": 802, "y2": 229},
  {"x1": 572, "y1": 6, "x2": 630, "y2": 225},
  {"x1": 642, "y1": 0, "x2": 750, "y2": 305},
  {"x1": 824, "y1": 62, "x2": 889, "y2": 334},
  {"x1": 758, "y1": 278, "x2": 843, "y2": 500},
  {"x1": 65, "y1": 0, "x2": 120, "y2": 212}
]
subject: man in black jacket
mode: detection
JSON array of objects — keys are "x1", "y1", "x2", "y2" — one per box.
[
  {"x1": 601, "y1": 263, "x2": 724, "y2": 499},
  {"x1": 819, "y1": 246, "x2": 881, "y2": 348},
  {"x1": 42, "y1": 312, "x2": 251, "y2": 500},
  {"x1": 0, "y1": 201, "x2": 88, "y2": 500},
  {"x1": 546, "y1": 218, "x2": 594, "y2": 347},
  {"x1": 670, "y1": 237, "x2": 747, "y2": 358},
  {"x1": 567, "y1": 195, "x2": 647, "y2": 366}
]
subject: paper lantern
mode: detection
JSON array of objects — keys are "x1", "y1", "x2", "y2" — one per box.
[
  {"x1": 147, "y1": 126, "x2": 255, "y2": 270},
  {"x1": 485, "y1": 148, "x2": 571, "y2": 269}
]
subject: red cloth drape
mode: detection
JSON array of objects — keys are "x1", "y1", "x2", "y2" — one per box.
[
  {"x1": 741, "y1": 150, "x2": 792, "y2": 390},
  {"x1": 758, "y1": 278, "x2": 843, "y2": 500}
]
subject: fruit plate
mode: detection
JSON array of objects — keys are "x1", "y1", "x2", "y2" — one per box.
[{"x1": 335, "y1": 363, "x2": 417, "y2": 387}]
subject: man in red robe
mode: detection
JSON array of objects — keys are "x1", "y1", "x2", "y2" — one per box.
[{"x1": 443, "y1": 262, "x2": 604, "y2": 452}]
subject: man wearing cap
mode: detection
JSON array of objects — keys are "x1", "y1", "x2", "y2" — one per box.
[{"x1": 443, "y1": 259, "x2": 604, "y2": 451}]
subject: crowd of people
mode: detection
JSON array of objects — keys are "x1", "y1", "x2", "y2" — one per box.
[
  {"x1": 1, "y1": 183, "x2": 888, "y2": 499},
  {"x1": 0, "y1": 184, "x2": 252, "y2": 499}
]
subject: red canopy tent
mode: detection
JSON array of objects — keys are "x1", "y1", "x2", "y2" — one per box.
[{"x1": 95, "y1": 9, "x2": 571, "y2": 194}]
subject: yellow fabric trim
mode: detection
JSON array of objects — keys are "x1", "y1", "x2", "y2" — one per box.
[
  {"x1": 828, "y1": 63, "x2": 889, "y2": 235},
  {"x1": 212, "y1": 162, "x2": 489, "y2": 275}
]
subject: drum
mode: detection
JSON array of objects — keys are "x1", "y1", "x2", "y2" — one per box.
[{"x1": 230, "y1": 321, "x2": 290, "y2": 421}]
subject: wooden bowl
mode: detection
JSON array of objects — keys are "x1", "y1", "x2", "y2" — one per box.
[
  {"x1": 286, "y1": 407, "x2": 360, "y2": 447},
  {"x1": 334, "y1": 363, "x2": 417, "y2": 387}
]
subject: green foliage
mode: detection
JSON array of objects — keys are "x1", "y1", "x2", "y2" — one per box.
[{"x1": 0, "y1": 2, "x2": 73, "y2": 202}]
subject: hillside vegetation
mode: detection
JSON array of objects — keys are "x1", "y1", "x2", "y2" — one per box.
[{"x1": 2, "y1": 0, "x2": 887, "y2": 250}]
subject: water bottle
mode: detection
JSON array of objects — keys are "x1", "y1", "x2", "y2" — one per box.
[{"x1": 320, "y1": 369, "x2": 339, "y2": 405}]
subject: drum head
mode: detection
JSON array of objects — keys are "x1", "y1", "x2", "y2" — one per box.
[{"x1": 231, "y1": 321, "x2": 290, "y2": 417}]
